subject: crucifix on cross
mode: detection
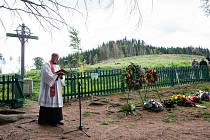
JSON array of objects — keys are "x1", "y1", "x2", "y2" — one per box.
[{"x1": 6, "y1": 23, "x2": 38, "y2": 77}]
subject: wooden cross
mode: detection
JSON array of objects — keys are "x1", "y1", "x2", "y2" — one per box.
[{"x1": 6, "y1": 23, "x2": 38, "y2": 77}]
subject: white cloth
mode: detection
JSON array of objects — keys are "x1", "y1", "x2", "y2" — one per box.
[{"x1": 38, "y1": 62, "x2": 65, "y2": 108}]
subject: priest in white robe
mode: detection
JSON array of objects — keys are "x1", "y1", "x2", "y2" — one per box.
[{"x1": 38, "y1": 53, "x2": 65, "y2": 126}]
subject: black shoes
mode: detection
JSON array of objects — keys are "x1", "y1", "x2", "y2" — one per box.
[{"x1": 57, "y1": 121, "x2": 64, "y2": 125}]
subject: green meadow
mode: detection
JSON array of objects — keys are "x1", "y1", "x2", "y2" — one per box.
[{"x1": 85, "y1": 54, "x2": 205, "y2": 69}]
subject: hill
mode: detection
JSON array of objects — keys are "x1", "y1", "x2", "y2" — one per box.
[
  {"x1": 60, "y1": 38, "x2": 210, "y2": 68},
  {"x1": 84, "y1": 54, "x2": 205, "y2": 69}
]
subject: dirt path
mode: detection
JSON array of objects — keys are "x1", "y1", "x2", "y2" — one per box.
[{"x1": 1, "y1": 92, "x2": 210, "y2": 140}]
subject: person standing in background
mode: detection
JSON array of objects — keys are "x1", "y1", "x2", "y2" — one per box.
[
  {"x1": 206, "y1": 57, "x2": 210, "y2": 64},
  {"x1": 199, "y1": 58, "x2": 208, "y2": 79},
  {"x1": 192, "y1": 59, "x2": 199, "y2": 67},
  {"x1": 199, "y1": 58, "x2": 207, "y2": 66}
]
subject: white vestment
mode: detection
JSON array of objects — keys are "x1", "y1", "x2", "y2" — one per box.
[{"x1": 38, "y1": 62, "x2": 65, "y2": 108}]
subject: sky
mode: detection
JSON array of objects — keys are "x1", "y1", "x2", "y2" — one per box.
[{"x1": 0, "y1": 0, "x2": 210, "y2": 73}]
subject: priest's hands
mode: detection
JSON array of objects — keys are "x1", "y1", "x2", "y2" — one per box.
[
  {"x1": 55, "y1": 69, "x2": 67, "y2": 80},
  {"x1": 56, "y1": 71, "x2": 64, "y2": 80}
]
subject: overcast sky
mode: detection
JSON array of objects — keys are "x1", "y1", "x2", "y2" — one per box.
[{"x1": 0, "y1": 0, "x2": 210, "y2": 73}]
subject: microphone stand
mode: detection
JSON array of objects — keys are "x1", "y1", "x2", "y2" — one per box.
[{"x1": 64, "y1": 62, "x2": 90, "y2": 137}]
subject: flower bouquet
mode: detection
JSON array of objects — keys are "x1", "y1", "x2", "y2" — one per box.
[
  {"x1": 170, "y1": 94, "x2": 194, "y2": 107},
  {"x1": 123, "y1": 63, "x2": 159, "y2": 103}
]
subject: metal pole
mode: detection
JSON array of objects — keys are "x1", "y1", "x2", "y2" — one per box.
[{"x1": 21, "y1": 24, "x2": 25, "y2": 77}]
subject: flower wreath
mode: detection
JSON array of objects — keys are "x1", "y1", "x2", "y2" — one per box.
[{"x1": 124, "y1": 63, "x2": 159, "y2": 90}]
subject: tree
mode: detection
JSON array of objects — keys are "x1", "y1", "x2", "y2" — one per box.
[
  {"x1": 69, "y1": 28, "x2": 81, "y2": 51},
  {"x1": 33, "y1": 57, "x2": 44, "y2": 69},
  {"x1": 201, "y1": 0, "x2": 210, "y2": 16},
  {"x1": 68, "y1": 27, "x2": 82, "y2": 67},
  {"x1": 0, "y1": 0, "x2": 142, "y2": 31}
]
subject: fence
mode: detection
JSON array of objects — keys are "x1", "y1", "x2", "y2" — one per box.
[
  {"x1": 148, "y1": 66, "x2": 209, "y2": 88},
  {"x1": 1, "y1": 66, "x2": 208, "y2": 107},
  {"x1": 0, "y1": 74, "x2": 24, "y2": 108},
  {"x1": 63, "y1": 69, "x2": 123, "y2": 101},
  {"x1": 63, "y1": 66, "x2": 209, "y2": 102}
]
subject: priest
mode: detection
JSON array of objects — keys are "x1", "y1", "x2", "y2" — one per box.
[{"x1": 38, "y1": 53, "x2": 66, "y2": 126}]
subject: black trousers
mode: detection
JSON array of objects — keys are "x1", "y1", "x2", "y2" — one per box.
[{"x1": 38, "y1": 106, "x2": 63, "y2": 125}]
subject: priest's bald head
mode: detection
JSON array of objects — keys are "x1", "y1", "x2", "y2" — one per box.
[{"x1": 51, "y1": 53, "x2": 59, "y2": 64}]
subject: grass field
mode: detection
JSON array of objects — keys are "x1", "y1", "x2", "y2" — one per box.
[{"x1": 85, "y1": 54, "x2": 205, "y2": 69}]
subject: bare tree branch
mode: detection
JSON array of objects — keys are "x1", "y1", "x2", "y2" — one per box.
[
  {"x1": 0, "y1": 0, "x2": 81, "y2": 31},
  {"x1": 24, "y1": 2, "x2": 49, "y2": 31},
  {"x1": 201, "y1": 0, "x2": 210, "y2": 16},
  {"x1": 1, "y1": 5, "x2": 68, "y2": 25},
  {"x1": 0, "y1": 0, "x2": 144, "y2": 32},
  {"x1": 0, "y1": 18, "x2": 6, "y2": 32}
]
